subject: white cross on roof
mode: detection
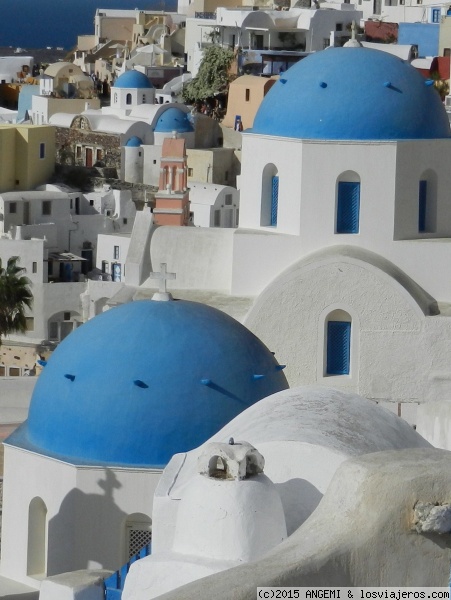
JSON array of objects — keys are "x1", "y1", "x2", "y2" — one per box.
[{"x1": 150, "y1": 263, "x2": 176, "y2": 301}]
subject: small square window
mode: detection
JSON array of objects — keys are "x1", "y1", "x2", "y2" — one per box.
[
  {"x1": 32, "y1": 262, "x2": 37, "y2": 273},
  {"x1": 9, "y1": 202, "x2": 17, "y2": 214},
  {"x1": 123, "y1": 218, "x2": 128, "y2": 225},
  {"x1": 188, "y1": 168, "x2": 193, "y2": 176},
  {"x1": 39, "y1": 142, "x2": 45, "y2": 159},
  {"x1": 153, "y1": 159, "x2": 157, "y2": 165},
  {"x1": 42, "y1": 200, "x2": 51, "y2": 215},
  {"x1": 90, "y1": 200, "x2": 94, "y2": 206},
  {"x1": 63, "y1": 312, "x2": 71, "y2": 321},
  {"x1": 336, "y1": 23, "x2": 343, "y2": 31}
]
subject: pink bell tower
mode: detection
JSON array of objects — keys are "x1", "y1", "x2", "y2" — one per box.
[{"x1": 153, "y1": 135, "x2": 190, "y2": 226}]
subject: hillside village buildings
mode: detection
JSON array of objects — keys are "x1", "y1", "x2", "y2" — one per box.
[{"x1": 4, "y1": 1, "x2": 451, "y2": 598}]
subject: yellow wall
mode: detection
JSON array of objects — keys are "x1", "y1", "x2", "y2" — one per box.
[
  {"x1": 439, "y1": 17, "x2": 451, "y2": 57},
  {"x1": 16, "y1": 125, "x2": 56, "y2": 190},
  {"x1": 0, "y1": 124, "x2": 55, "y2": 192},
  {"x1": 0, "y1": 128, "x2": 16, "y2": 192}
]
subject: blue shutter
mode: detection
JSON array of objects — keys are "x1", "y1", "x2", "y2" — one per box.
[
  {"x1": 271, "y1": 175, "x2": 279, "y2": 226},
  {"x1": 327, "y1": 321, "x2": 351, "y2": 375},
  {"x1": 419, "y1": 180, "x2": 427, "y2": 233},
  {"x1": 337, "y1": 181, "x2": 360, "y2": 233}
]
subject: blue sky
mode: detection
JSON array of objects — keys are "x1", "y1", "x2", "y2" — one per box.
[{"x1": 0, "y1": 0, "x2": 177, "y2": 49}]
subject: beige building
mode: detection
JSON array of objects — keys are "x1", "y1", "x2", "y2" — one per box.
[
  {"x1": 223, "y1": 75, "x2": 277, "y2": 130},
  {"x1": 0, "y1": 125, "x2": 55, "y2": 193}
]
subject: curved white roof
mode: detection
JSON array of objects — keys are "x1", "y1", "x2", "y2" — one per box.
[
  {"x1": 49, "y1": 113, "x2": 76, "y2": 127},
  {"x1": 190, "y1": 183, "x2": 235, "y2": 206}
]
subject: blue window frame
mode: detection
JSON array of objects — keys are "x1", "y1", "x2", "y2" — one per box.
[
  {"x1": 418, "y1": 180, "x2": 427, "y2": 232},
  {"x1": 432, "y1": 8, "x2": 440, "y2": 22},
  {"x1": 271, "y1": 175, "x2": 279, "y2": 226},
  {"x1": 337, "y1": 181, "x2": 360, "y2": 233},
  {"x1": 327, "y1": 321, "x2": 351, "y2": 375}
]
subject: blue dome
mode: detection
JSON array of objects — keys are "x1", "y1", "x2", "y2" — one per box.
[
  {"x1": 125, "y1": 136, "x2": 143, "y2": 147},
  {"x1": 154, "y1": 107, "x2": 194, "y2": 133},
  {"x1": 9, "y1": 301, "x2": 288, "y2": 468},
  {"x1": 251, "y1": 47, "x2": 451, "y2": 141},
  {"x1": 114, "y1": 70, "x2": 153, "y2": 89}
]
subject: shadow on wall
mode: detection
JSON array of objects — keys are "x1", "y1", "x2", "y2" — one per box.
[
  {"x1": 275, "y1": 478, "x2": 323, "y2": 536},
  {"x1": 47, "y1": 469, "x2": 127, "y2": 575}
]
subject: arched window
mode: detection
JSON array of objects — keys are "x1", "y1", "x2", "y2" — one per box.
[
  {"x1": 27, "y1": 497, "x2": 47, "y2": 576},
  {"x1": 260, "y1": 163, "x2": 278, "y2": 227},
  {"x1": 325, "y1": 310, "x2": 352, "y2": 375},
  {"x1": 123, "y1": 513, "x2": 152, "y2": 562},
  {"x1": 336, "y1": 171, "x2": 360, "y2": 234},
  {"x1": 418, "y1": 170, "x2": 437, "y2": 233},
  {"x1": 126, "y1": 93, "x2": 132, "y2": 105}
]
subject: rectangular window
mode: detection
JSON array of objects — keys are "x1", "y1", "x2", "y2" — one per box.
[
  {"x1": 431, "y1": 7, "x2": 440, "y2": 22},
  {"x1": 271, "y1": 175, "x2": 279, "y2": 226},
  {"x1": 225, "y1": 170, "x2": 229, "y2": 182},
  {"x1": 42, "y1": 200, "x2": 52, "y2": 216},
  {"x1": 214, "y1": 210, "x2": 221, "y2": 227},
  {"x1": 327, "y1": 321, "x2": 351, "y2": 375},
  {"x1": 90, "y1": 199, "x2": 94, "y2": 206},
  {"x1": 39, "y1": 142, "x2": 45, "y2": 159},
  {"x1": 114, "y1": 245, "x2": 120, "y2": 260},
  {"x1": 419, "y1": 180, "x2": 427, "y2": 232},
  {"x1": 32, "y1": 262, "x2": 37, "y2": 273},
  {"x1": 245, "y1": 88, "x2": 250, "y2": 102},
  {"x1": 336, "y1": 181, "x2": 360, "y2": 234},
  {"x1": 102, "y1": 260, "x2": 108, "y2": 273},
  {"x1": 123, "y1": 218, "x2": 128, "y2": 225},
  {"x1": 336, "y1": 23, "x2": 343, "y2": 31},
  {"x1": 64, "y1": 312, "x2": 71, "y2": 321},
  {"x1": 25, "y1": 317, "x2": 34, "y2": 331},
  {"x1": 76, "y1": 146, "x2": 82, "y2": 158},
  {"x1": 70, "y1": 199, "x2": 73, "y2": 209},
  {"x1": 96, "y1": 149, "x2": 103, "y2": 161},
  {"x1": 225, "y1": 194, "x2": 233, "y2": 206},
  {"x1": 9, "y1": 202, "x2": 17, "y2": 214}
]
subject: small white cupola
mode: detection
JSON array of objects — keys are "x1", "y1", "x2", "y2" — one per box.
[{"x1": 172, "y1": 440, "x2": 287, "y2": 562}]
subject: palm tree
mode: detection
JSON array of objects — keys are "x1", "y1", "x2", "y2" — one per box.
[{"x1": 0, "y1": 257, "x2": 33, "y2": 341}]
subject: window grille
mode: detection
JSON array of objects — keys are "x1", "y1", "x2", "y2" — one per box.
[{"x1": 127, "y1": 527, "x2": 152, "y2": 559}]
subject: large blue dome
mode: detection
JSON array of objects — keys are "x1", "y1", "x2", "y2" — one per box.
[
  {"x1": 154, "y1": 107, "x2": 194, "y2": 133},
  {"x1": 114, "y1": 70, "x2": 153, "y2": 89},
  {"x1": 9, "y1": 300, "x2": 288, "y2": 468},
  {"x1": 251, "y1": 47, "x2": 451, "y2": 141}
]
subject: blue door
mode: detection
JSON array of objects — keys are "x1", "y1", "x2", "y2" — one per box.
[
  {"x1": 337, "y1": 182, "x2": 360, "y2": 233},
  {"x1": 271, "y1": 176, "x2": 279, "y2": 226},
  {"x1": 327, "y1": 321, "x2": 351, "y2": 375}
]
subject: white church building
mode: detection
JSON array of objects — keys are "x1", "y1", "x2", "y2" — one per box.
[{"x1": 5, "y1": 43, "x2": 451, "y2": 599}]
